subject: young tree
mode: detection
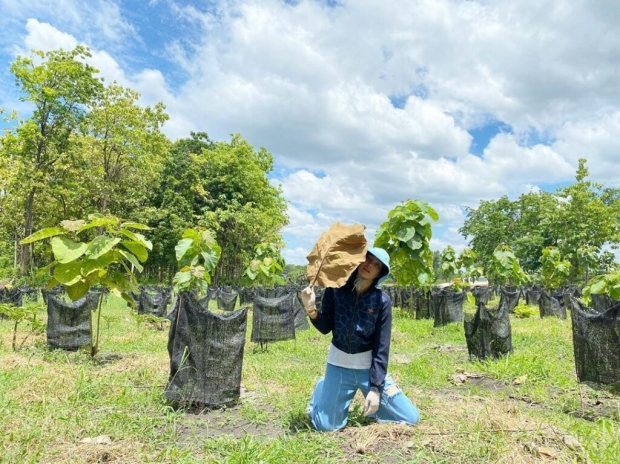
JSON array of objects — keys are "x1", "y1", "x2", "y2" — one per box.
[
  {"x1": 539, "y1": 247, "x2": 571, "y2": 290},
  {"x1": 374, "y1": 199, "x2": 438, "y2": 289},
  {"x1": 488, "y1": 244, "x2": 530, "y2": 287},
  {"x1": 21, "y1": 214, "x2": 152, "y2": 356},
  {"x1": 242, "y1": 242, "x2": 285, "y2": 288}
]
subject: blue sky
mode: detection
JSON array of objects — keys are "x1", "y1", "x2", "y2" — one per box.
[{"x1": 1, "y1": 0, "x2": 620, "y2": 265}]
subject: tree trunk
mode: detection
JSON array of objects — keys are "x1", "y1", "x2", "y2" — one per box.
[{"x1": 20, "y1": 187, "x2": 37, "y2": 275}]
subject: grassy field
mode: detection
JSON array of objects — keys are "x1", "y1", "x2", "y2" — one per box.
[{"x1": 1, "y1": 294, "x2": 619, "y2": 463}]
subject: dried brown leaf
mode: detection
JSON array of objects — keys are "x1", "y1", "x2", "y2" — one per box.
[{"x1": 306, "y1": 223, "x2": 367, "y2": 288}]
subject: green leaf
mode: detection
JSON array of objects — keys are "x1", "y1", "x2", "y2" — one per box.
[
  {"x1": 120, "y1": 241, "x2": 149, "y2": 262},
  {"x1": 45, "y1": 278, "x2": 61, "y2": 290},
  {"x1": 588, "y1": 279, "x2": 607, "y2": 295},
  {"x1": 86, "y1": 236, "x2": 121, "y2": 260},
  {"x1": 117, "y1": 229, "x2": 153, "y2": 250},
  {"x1": 120, "y1": 222, "x2": 151, "y2": 231},
  {"x1": 395, "y1": 227, "x2": 416, "y2": 243},
  {"x1": 51, "y1": 236, "x2": 89, "y2": 263},
  {"x1": 110, "y1": 271, "x2": 138, "y2": 293},
  {"x1": 66, "y1": 279, "x2": 90, "y2": 301},
  {"x1": 81, "y1": 252, "x2": 116, "y2": 275},
  {"x1": 21, "y1": 227, "x2": 65, "y2": 244},
  {"x1": 172, "y1": 270, "x2": 192, "y2": 291},
  {"x1": 201, "y1": 250, "x2": 219, "y2": 273},
  {"x1": 121, "y1": 292, "x2": 137, "y2": 309},
  {"x1": 118, "y1": 249, "x2": 144, "y2": 273},
  {"x1": 175, "y1": 238, "x2": 194, "y2": 261},
  {"x1": 53, "y1": 261, "x2": 83, "y2": 286}
]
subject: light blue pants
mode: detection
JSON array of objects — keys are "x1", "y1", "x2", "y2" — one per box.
[{"x1": 307, "y1": 363, "x2": 420, "y2": 432}]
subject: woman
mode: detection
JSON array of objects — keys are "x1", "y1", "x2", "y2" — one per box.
[{"x1": 300, "y1": 247, "x2": 420, "y2": 432}]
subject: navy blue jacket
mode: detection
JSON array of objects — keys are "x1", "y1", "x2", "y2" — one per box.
[{"x1": 311, "y1": 273, "x2": 392, "y2": 390}]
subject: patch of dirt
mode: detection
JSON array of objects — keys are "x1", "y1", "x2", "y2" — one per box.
[
  {"x1": 175, "y1": 387, "x2": 284, "y2": 441},
  {"x1": 431, "y1": 343, "x2": 468, "y2": 353},
  {"x1": 171, "y1": 383, "x2": 589, "y2": 463},
  {"x1": 564, "y1": 395, "x2": 620, "y2": 422}
]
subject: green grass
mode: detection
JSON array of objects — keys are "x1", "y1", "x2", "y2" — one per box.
[{"x1": 0, "y1": 295, "x2": 619, "y2": 463}]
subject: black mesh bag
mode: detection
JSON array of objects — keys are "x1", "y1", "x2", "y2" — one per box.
[
  {"x1": 551, "y1": 288, "x2": 567, "y2": 308},
  {"x1": 217, "y1": 289, "x2": 239, "y2": 311},
  {"x1": 590, "y1": 293, "x2": 616, "y2": 312},
  {"x1": 525, "y1": 286, "x2": 543, "y2": 305},
  {"x1": 45, "y1": 290, "x2": 99, "y2": 351},
  {"x1": 262, "y1": 287, "x2": 277, "y2": 298},
  {"x1": 415, "y1": 289, "x2": 432, "y2": 319},
  {"x1": 499, "y1": 287, "x2": 520, "y2": 313},
  {"x1": 400, "y1": 288, "x2": 414, "y2": 312},
  {"x1": 207, "y1": 286, "x2": 219, "y2": 301},
  {"x1": 291, "y1": 291, "x2": 309, "y2": 332},
  {"x1": 538, "y1": 291, "x2": 566, "y2": 319},
  {"x1": 165, "y1": 292, "x2": 248, "y2": 408},
  {"x1": 138, "y1": 286, "x2": 172, "y2": 317},
  {"x1": 239, "y1": 287, "x2": 258, "y2": 305},
  {"x1": 464, "y1": 303, "x2": 513, "y2": 360},
  {"x1": 251, "y1": 295, "x2": 296, "y2": 349},
  {"x1": 472, "y1": 286, "x2": 490, "y2": 305},
  {"x1": 568, "y1": 297, "x2": 620, "y2": 385},
  {"x1": 0, "y1": 287, "x2": 23, "y2": 306},
  {"x1": 41, "y1": 286, "x2": 66, "y2": 304},
  {"x1": 433, "y1": 289, "x2": 465, "y2": 327}
]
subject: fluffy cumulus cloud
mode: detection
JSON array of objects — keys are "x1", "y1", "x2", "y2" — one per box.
[{"x1": 2, "y1": 0, "x2": 620, "y2": 264}]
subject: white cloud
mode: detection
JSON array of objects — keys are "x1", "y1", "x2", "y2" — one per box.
[
  {"x1": 23, "y1": 19, "x2": 78, "y2": 52},
  {"x1": 3, "y1": 0, "x2": 620, "y2": 265}
]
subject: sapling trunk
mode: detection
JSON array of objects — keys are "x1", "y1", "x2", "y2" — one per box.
[
  {"x1": 91, "y1": 293, "x2": 104, "y2": 357},
  {"x1": 12, "y1": 320, "x2": 18, "y2": 352}
]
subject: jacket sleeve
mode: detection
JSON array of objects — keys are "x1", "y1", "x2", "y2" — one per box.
[
  {"x1": 310, "y1": 288, "x2": 335, "y2": 335},
  {"x1": 369, "y1": 292, "x2": 392, "y2": 391}
]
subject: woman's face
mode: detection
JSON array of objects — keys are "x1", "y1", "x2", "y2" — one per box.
[{"x1": 357, "y1": 253, "x2": 383, "y2": 281}]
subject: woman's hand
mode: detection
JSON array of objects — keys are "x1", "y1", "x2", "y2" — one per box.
[
  {"x1": 364, "y1": 387, "x2": 380, "y2": 416},
  {"x1": 300, "y1": 286, "x2": 317, "y2": 318}
]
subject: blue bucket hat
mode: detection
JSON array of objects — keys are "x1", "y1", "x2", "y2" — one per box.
[{"x1": 367, "y1": 247, "x2": 390, "y2": 288}]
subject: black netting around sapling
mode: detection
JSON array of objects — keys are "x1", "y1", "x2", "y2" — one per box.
[
  {"x1": 433, "y1": 289, "x2": 465, "y2": 327},
  {"x1": 217, "y1": 289, "x2": 238, "y2": 311},
  {"x1": 165, "y1": 292, "x2": 248, "y2": 408},
  {"x1": 568, "y1": 297, "x2": 620, "y2": 386},
  {"x1": 464, "y1": 303, "x2": 513, "y2": 360},
  {"x1": 251, "y1": 295, "x2": 296, "y2": 349},
  {"x1": 472, "y1": 286, "x2": 490, "y2": 305},
  {"x1": 45, "y1": 290, "x2": 99, "y2": 351},
  {"x1": 138, "y1": 286, "x2": 172, "y2": 317},
  {"x1": 538, "y1": 291, "x2": 566, "y2": 319},
  {"x1": 499, "y1": 287, "x2": 520, "y2": 313}
]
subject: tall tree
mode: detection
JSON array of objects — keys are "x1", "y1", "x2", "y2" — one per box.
[
  {"x1": 510, "y1": 191, "x2": 557, "y2": 272},
  {"x1": 82, "y1": 83, "x2": 170, "y2": 216},
  {"x1": 199, "y1": 135, "x2": 288, "y2": 284},
  {"x1": 6, "y1": 46, "x2": 103, "y2": 274},
  {"x1": 459, "y1": 196, "x2": 518, "y2": 270},
  {"x1": 143, "y1": 132, "x2": 214, "y2": 278},
  {"x1": 548, "y1": 158, "x2": 620, "y2": 280},
  {"x1": 460, "y1": 159, "x2": 620, "y2": 282},
  {"x1": 144, "y1": 133, "x2": 288, "y2": 285}
]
